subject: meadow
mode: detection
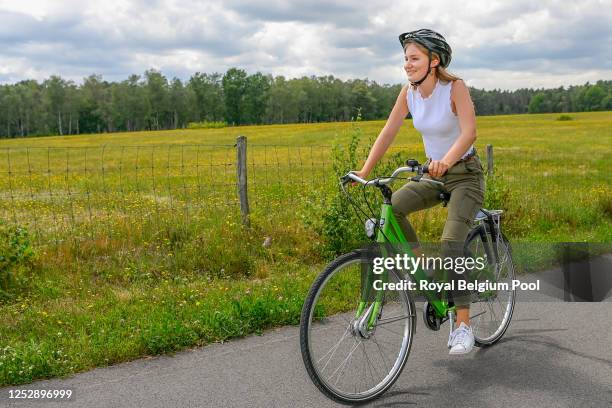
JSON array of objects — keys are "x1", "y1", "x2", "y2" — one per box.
[{"x1": 0, "y1": 111, "x2": 610, "y2": 385}]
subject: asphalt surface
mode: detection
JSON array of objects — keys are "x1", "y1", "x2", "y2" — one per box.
[{"x1": 2, "y1": 270, "x2": 611, "y2": 408}]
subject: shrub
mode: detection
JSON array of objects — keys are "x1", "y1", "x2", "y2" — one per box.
[
  {"x1": 598, "y1": 193, "x2": 612, "y2": 219},
  {"x1": 320, "y1": 122, "x2": 364, "y2": 255},
  {"x1": 0, "y1": 220, "x2": 36, "y2": 300},
  {"x1": 483, "y1": 175, "x2": 513, "y2": 212},
  {"x1": 557, "y1": 114, "x2": 573, "y2": 121},
  {"x1": 319, "y1": 113, "x2": 405, "y2": 255}
]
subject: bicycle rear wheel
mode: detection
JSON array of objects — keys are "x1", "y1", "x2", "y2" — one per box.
[
  {"x1": 464, "y1": 228, "x2": 516, "y2": 346},
  {"x1": 299, "y1": 250, "x2": 416, "y2": 404}
]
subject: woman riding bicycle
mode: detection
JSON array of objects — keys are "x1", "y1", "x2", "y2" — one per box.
[{"x1": 353, "y1": 29, "x2": 485, "y2": 355}]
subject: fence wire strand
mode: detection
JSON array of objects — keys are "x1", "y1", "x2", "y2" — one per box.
[{"x1": 2, "y1": 141, "x2": 597, "y2": 254}]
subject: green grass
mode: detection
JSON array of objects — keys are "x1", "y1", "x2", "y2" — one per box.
[
  {"x1": 0, "y1": 260, "x2": 316, "y2": 384},
  {"x1": 0, "y1": 111, "x2": 610, "y2": 385}
]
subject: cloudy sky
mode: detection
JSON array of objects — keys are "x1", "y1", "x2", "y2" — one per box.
[{"x1": 1, "y1": 0, "x2": 610, "y2": 90}]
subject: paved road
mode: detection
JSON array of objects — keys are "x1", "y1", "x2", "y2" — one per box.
[{"x1": 2, "y1": 261, "x2": 612, "y2": 408}]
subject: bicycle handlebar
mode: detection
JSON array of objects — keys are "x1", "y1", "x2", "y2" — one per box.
[{"x1": 341, "y1": 159, "x2": 443, "y2": 187}]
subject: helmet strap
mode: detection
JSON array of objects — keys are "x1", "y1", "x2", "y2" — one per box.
[{"x1": 409, "y1": 49, "x2": 433, "y2": 87}]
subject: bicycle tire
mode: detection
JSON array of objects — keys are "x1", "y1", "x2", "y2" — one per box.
[
  {"x1": 464, "y1": 228, "x2": 516, "y2": 346},
  {"x1": 299, "y1": 250, "x2": 416, "y2": 404}
]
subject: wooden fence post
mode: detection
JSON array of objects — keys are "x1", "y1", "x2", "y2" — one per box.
[
  {"x1": 486, "y1": 144, "x2": 494, "y2": 176},
  {"x1": 236, "y1": 135, "x2": 250, "y2": 227}
]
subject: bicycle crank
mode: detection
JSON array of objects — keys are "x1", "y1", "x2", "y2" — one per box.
[{"x1": 422, "y1": 301, "x2": 442, "y2": 331}]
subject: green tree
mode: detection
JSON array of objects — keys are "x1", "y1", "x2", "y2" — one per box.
[
  {"x1": 188, "y1": 72, "x2": 224, "y2": 122},
  {"x1": 126, "y1": 75, "x2": 149, "y2": 131},
  {"x1": 64, "y1": 82, "x2": 80, "y2": 134},
  {"x1": 144, "y1": 69, "x2": 169, "y2": 130},
  {"x1": 222, "y1": 68, "x2": 248, "y2": 125},
  {"x1": 243, "y1": 72, "x2": 271, "y2": 124},
  {"x1": 584, "y1": 85, "x2": 606, "y2": 111},
  {"x1": 13, "y1": 82, "x2": 37, "y2": 136},
  {"x1": 0, "y1": 85, "x2": 17, "y2": 137},
  {"x1": 350, "y1": 80, "x2": 376, "y2": 120},
  {"x1": 43, "y1": 75, "x2": 68, "y2": 135},
  {"x1": 169, "y1": 78, "x2": 189, "y2": 129},
  {"x1": 528, "y1": 92, "x2": 546, "y2": 113},
  {"x1": 601, "y1": 94, "x2": 612, "y2": 110},
  {"x1": 80, "y1": 74, "x2": 110, "y2": 133}
]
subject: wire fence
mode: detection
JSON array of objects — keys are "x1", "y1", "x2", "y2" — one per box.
[
  {"x1": 1, "y1": 137, "x2": 610, "y2": 253},
  {"x1": 0, "y1": 140, "x2": 337, "y2": 252}
]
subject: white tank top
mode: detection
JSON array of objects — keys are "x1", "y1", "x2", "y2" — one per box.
[{"x1": 407, "y1": 80, "x2": 473, "y2": 161}]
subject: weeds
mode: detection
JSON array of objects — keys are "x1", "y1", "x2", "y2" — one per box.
[{"x1": 0, "y1": 220, "x2": 37, "y2": 301}]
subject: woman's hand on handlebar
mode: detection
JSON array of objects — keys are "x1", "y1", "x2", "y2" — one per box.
[
  {"x1": 350, "y1": 169, "x2": 369, "y2": 186},
  {"x1": 428, "y1": 160, "x2": 450, "y2": 178}
]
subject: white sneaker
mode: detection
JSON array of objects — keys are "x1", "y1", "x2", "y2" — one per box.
[
  {"x1": 447, "y1": 322, "x2": 464, "y2": 348},
  {"x1": 448, "y1": 322, "x2": 475, "y2": 355}
]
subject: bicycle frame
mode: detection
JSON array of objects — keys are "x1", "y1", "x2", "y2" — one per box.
[
  {"x1": 357, "y1": 202, "x2": 453, "y2": 329},
  {"x1": 346, "y1": 167, "x2": 503, "y2": 330}
]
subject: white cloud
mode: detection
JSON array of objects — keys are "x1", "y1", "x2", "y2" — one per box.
[
  {"x1": 0, "y1": 0, "x2": 610, "y2": 89},
  {"x1": 461, "y1": 68, "x2": 612, "y2": 90},
  {"x1": 0, "y1": 0, "x2": 67, "y2": 19}
]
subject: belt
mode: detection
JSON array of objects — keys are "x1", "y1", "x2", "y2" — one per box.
[
  {"x1": 457, "y1": 148, "x2": 476, "y2": 163},
  {"x1": 425, "y1": 148, "x2": 477, "y2": 165}
]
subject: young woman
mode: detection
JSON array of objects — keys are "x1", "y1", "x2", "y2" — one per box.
[{"x1": 354, "y1": 29, "x2": 485, "y2": 355}]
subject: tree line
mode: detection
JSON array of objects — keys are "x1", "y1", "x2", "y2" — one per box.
[{"x1": 0, "y1": 68, "x2": 610, "y2": 138}]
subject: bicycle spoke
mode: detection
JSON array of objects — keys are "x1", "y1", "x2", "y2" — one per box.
[
  {"x1": 486, "y1": 298, "x2": 500, "y2": 324},
  {"x1": 473, "y1": 314, "x2": 483, "y2": 333},
  {"x1": 375, "y1": 314, "x2": 412, "y2": 326},
  {"x1": 361, "y1": 342, "x2": 378, "y2": 389},
  {"x1": 330, "y1": 339, "x2": 361, "y2": 386},
  {"x1": 470, "y1": 310, "x2": 487, "y2": 320},
  {"x1": 375, "y1": 324, "x2": 405, "y2": 338},
  {"x1": 371, "y1": 336, "x2": 392, "y2": 374},
  {"x1": 317, "y1": 324, "x2": 352, "y2": 371},
  {"x1": 495, "y1": 292, "x2": 508, "y2": 318}
]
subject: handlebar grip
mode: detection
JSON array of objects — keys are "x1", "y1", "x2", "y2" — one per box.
[{"x1": 405, "y1": 159, "x2": 428, "y2": 174}]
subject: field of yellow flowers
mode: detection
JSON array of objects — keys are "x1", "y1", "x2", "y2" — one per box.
[{"x1": 0, "y1": 111, "x2": 610, "y2": 385}]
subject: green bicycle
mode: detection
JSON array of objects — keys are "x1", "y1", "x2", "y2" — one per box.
[{"x1": 299, "y1": 160, "x2": 516, "y2": 404}]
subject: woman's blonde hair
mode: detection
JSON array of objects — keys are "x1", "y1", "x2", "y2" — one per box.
[{"x1": 404, "y1": 41, "x2": 461, "y2": 85}]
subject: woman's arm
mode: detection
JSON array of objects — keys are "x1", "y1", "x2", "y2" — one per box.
[
  {"x1": 356, "y1": 84, "x2": 410, "y2": 178},
  {"x1": 429, "y1": 80, "x2": 477, "y2": 177}
]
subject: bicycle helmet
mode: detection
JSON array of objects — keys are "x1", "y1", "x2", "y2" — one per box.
[{"x1": 398, "y1": 29, "x2": 452, "y2": 86}]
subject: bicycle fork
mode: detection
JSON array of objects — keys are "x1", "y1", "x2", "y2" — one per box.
[{"x1": 354, "y1": 269, "x2": 387, "y2": 335}]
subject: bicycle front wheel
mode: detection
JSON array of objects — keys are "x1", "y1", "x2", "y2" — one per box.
[
  {"x1": 464, "y1": 229, "x2": 516, "y2": 346},
  {"x1": 299, "y1": 250, "x2": 416, "y2": 404}
]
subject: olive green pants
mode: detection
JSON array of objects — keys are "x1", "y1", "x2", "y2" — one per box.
[{"x1": 391, "y1": 156, "x2": 486, "y2": 306}]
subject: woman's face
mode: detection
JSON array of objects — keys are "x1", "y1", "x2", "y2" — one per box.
[{"x1": 403, "y1": 43, "x2": 438, "y2": 81}]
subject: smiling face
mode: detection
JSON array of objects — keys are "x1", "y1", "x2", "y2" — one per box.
[{"x1": 403, "y1": 42, "x2": 440, "y2": 81}]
